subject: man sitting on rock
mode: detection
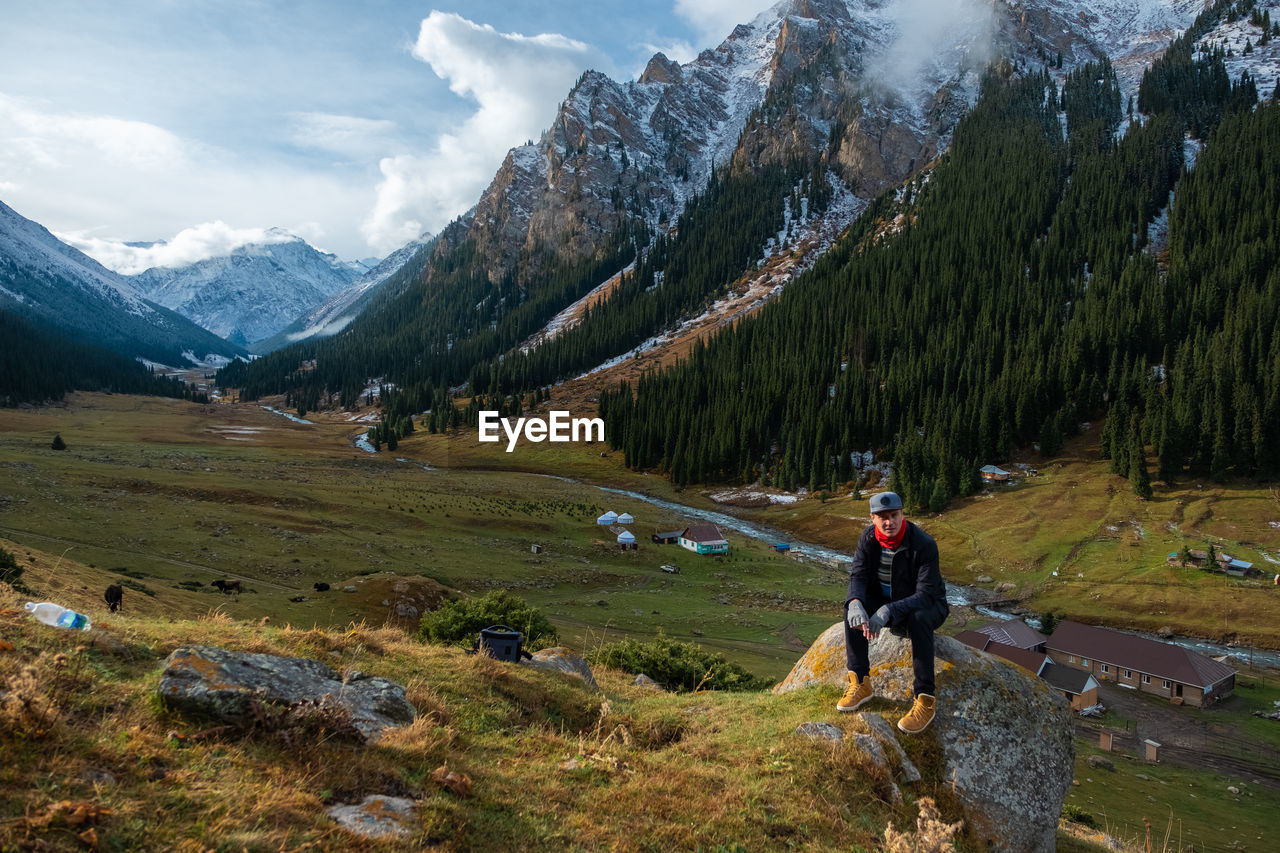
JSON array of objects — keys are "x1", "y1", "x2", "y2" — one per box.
[{"x1": 837, "y1": 491, "x2": 950, "y2": 733}]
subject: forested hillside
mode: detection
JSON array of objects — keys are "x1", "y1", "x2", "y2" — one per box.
[
  {"x1": 0, "y1": 311, "x2": 210, "y2": 407},
  {"x1": 598, "y1": 38, "x2": 1276, "y2": 505}
]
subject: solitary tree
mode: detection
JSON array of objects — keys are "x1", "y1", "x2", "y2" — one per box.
[{"x1": 50, "y1": 433, "x2": 67, "y2": 451}]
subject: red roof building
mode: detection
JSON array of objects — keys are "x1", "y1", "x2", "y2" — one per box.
[{"x1": 1044, "y1": 621, "x2": 1235, "y2": 707}]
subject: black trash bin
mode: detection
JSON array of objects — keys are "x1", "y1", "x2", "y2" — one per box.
[{"x1": 477, "y1": 624, "x2": 524, "y2": 662}]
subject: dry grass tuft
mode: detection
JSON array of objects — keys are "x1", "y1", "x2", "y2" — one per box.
[{"x1": 883, "y1": 796, "x2": 964, "y2": 853}]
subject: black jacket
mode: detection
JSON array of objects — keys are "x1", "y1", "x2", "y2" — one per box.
[{"x1": 845, "y1": 521, "x2": 948, "y2": 623}]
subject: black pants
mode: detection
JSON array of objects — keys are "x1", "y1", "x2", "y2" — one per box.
[{"x1": 844, "y1": 590, "x2": 949, "y2": 697}]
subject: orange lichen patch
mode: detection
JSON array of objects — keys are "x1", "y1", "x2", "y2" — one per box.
[
  {"x1": 168, "y1": 651, "x2": 240, "y2": 692},
  {"x1": 0, "y1": 639, "x2": 14, "y2": 652}
]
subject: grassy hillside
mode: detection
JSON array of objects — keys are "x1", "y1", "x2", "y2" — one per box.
[{"x1": 0, "y1": 577, "x2": 973, "y2": 852}]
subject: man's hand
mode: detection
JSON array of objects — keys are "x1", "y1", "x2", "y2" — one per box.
[
  {"x1": 846, "y1": 600, "x2": 868, "y2": 629},
  {"x1": 863, "y1": 606, "x2": 891, "y2": 639}
]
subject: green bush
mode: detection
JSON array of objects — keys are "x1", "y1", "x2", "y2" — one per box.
[
  {"x1": 0, "y1": 546, "x2": 22, "y2": 586},
  {"x1": 586, "y1": 634, "x2": 768, "y2": 692},
  {"x1": 1061, "y1": 804, "x2": 1097, "y2": 828},
  {"x1": 417, "y1": 590, "x2": 558, "y2": 649}
]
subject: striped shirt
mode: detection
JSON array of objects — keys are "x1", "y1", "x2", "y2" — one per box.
[{"x1": 879, "y1": 545, "x2": 899, "y2": 597}]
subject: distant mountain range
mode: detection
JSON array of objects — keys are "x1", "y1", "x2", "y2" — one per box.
[
  {"x1": 128, "y1": 230, "x2": 372, "y2": 350},
  {"x1": 0, "y1": 200, "x2": 241, "y2": 366}
]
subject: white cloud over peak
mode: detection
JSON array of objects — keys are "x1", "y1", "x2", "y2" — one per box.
[
  {"x1": 58, "y1": 221, "x2": 308, "y2": 276},
  {"x1": 360, "y1": 11, "x2": 606, "y2": 254}
]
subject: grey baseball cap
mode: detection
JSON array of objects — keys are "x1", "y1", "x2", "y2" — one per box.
[{"x1": 869, "y1": 491, "x2": 903, "y2": 513}]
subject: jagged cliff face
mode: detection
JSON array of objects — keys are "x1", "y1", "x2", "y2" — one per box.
[{"x1": 426, "y1": 0, "x2": 1206, "y2": 287}]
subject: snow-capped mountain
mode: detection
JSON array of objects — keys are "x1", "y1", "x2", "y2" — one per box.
[
  {"x1": 129, "y1": 230, "x2": 367, "y2": 348},
  {"x1": 0, "y1": 200, "x2": 242, "y2": 366},
  {"x1": 426, "y1": 0, "x2": 1215, "y2": 292},
  {"x1": 250, "y1": 232, "x2": 437, "y2": 354}
]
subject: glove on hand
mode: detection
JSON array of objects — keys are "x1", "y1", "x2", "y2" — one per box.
[
  {"x1": 846, "y1": 600, "x2": 868, "y2": 629},
  {"x1": 866, "y1": 605, "x2": 891, "y2": 634}
]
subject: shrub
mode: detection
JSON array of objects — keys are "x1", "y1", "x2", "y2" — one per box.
[
  {"x1": 50, "y1": 434, "x2": 66, "y2": 451},
  {"x1": 417, "y1": 590, "x2": 558, "y2": 650},
  {"x1": 0, "y1": 546, "x2": 21, "y2": 586},
  {"x1": 587, "y1": 634, "x2": 768, "y2": 692},
  {"x1": 1061, "y1": 804, "x2": 1097, "y2": 828}
]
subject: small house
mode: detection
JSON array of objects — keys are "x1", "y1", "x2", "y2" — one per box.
[
  {"x1": 596, "y1": 511, "x2": 618, "y2": 525},
  {"x1": 652, "y1": 530, "x2": 682, "y2": 544},
  {"x1": 971, "y1": 619, "x2": 1048, "y2": 652},
  {"x1": 1041, "y1": 662, "x2": 1100, "y2": 711},
  {"x1": 1186, "y1": 549, "x2": 1209, "y2": 566},
  {"x1": 679, "y1": 524, "x2": 729, "y2": 555},
  {"x1": 616, "y1": 530, "x2": 637, "y2": 550},
  {"x1": 980, "y1": 465, "x2": 1011, "y2": 483},
  {"x1": 955, "y1": 631, "x2": 1049, "y2": 675},
  {"x1": 617, "y1": 512, "x2": 634, "y2": 525}
]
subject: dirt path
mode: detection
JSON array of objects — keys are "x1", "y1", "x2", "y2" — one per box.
[{"x1": 1077, "y1": 682, "x2": 1280, "y2": 789}]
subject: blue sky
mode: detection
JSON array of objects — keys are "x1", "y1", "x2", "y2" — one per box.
[{"x1": 0, "y1": 0, "x2": 773, "y2": 270}]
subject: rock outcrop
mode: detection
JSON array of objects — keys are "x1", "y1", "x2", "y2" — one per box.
[
  {"x1": 158, "y1": 646, "x2": 415, "y2": 743},
  {"x1": 775, "y1": 623, "x2": 1074, "y2": 853},
  {"x1": 521, "y1": 646, "x2": 598, "y2": 690}
]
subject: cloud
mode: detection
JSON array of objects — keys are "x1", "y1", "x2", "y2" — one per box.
[
  {"x1": 57, "y1": 221, "x2": 307, "y2": 275},
  {"x1": 638, "y1": 39, "x2": 698, "y2": 66},
  {"x1": 673, "y1": 0, "x2": 776, "y2": 47},
  {"x1": 0, "y1": 92, "x2": 187, "y2": 171},
  {"x1": 360, "y1": 11, "x2": 606, "y2": 254},
  {"x1": 869, "y1": 0, "x2": 997, "y2": 95},
  {"x1": 289, "y1": 112, "x2": 398, "y2": 160},
  {"x1": 0, "y1": 90, "x2": 373, "y2": 264}
]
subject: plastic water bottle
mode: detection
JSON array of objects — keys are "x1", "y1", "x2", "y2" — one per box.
[{"x1": 24, "y1": 601, "x2": 92, "y2": 630}]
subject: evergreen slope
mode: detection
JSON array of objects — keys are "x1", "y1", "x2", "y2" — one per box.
[
  {"x1": 0, "y1": 311, "x2": 210, "y2": 407},
  {"x1": 601, "y1": 46, "x2": 1275, "y2": 504}
]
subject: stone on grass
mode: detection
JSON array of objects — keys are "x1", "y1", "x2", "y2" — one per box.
[
  {"x1": 795, "y1": 721, "x2": 844, "y2": 742},
  {"x1": 327, "y1": 795, "x2": 416, "y2": 839},
  {"x1": 1087, "y1": 755, "x2": 1114, "y2": 771},
  {"x1": 774, "y1": 622, "x2": 1074, "y2": 853},
  {"x1": 861, "y1": 712, "x2": 922, "y2": 782},
  {"x1": 158, "y1": 646, "x2": 415, "y2": 743},
  {"x1": 634, "y1": 674, "x2": 662, "y2": 689},
  {"x1": 521, "y1": 647, "x2": 598, "y2": 690}
]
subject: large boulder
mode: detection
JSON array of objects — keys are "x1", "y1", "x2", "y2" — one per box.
[
  {"x1": 775, "y1": 623, "x2": 1074, "y2": 853},
  {"x1": 158, "y1": 646, "x2": 415, "y2": 742}
]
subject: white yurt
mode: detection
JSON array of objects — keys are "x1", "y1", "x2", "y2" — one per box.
[
  {"x1": 616, "y1": 530, "x2": 636, "y2": 548},
  {"x1": 596, "y1": 511, "x2": 619, "y2": 525},
  {"x1": 617, "y1": 512, "x2": 634, "y2": 525}
]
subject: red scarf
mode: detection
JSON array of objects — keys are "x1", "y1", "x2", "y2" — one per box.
[{"x1": 874, "y1": 521, "x2": 907, "y2": 550}]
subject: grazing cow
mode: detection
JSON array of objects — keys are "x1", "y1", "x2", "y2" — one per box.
[
  {"x1": 104, "y1": 583, "x2": 123, "y2": 612},
  {"x1": 313, "y1": 582, "x2": 330, "y2": 592},
  {"x1": 211, "y1": 579, "x2": 242, "y2": 594}
]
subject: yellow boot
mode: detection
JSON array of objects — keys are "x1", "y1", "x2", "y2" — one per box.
[
  {"x1": 836, "y1": 672, "x2": 873, "y2": 712},
  {"x1": 897, "y1": 693, "x2": 936, "y2": 734}
]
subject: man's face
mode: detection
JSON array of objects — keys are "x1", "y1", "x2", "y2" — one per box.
[{"x1": 871, "y1": 508, "x2": 904, "y2": 538}]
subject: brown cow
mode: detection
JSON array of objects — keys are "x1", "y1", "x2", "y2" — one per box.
[{"x1": 211, "y1": 579, "x2": 242, "y2": 594}]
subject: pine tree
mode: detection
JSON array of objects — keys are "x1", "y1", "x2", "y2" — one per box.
[{"x1": 50, "y1": 433, "x2": 67, "y2": 451}]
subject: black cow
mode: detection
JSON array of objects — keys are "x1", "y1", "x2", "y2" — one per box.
[
  {"x1": 104, "y1": 583, "x2": 123, "y2": 612},
  {"x1": 313, "y1": 582, "x2": 330, "y2": 592},
  {"x1": 211, "y1": 579, "x2": 242, "y2": 594}
]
